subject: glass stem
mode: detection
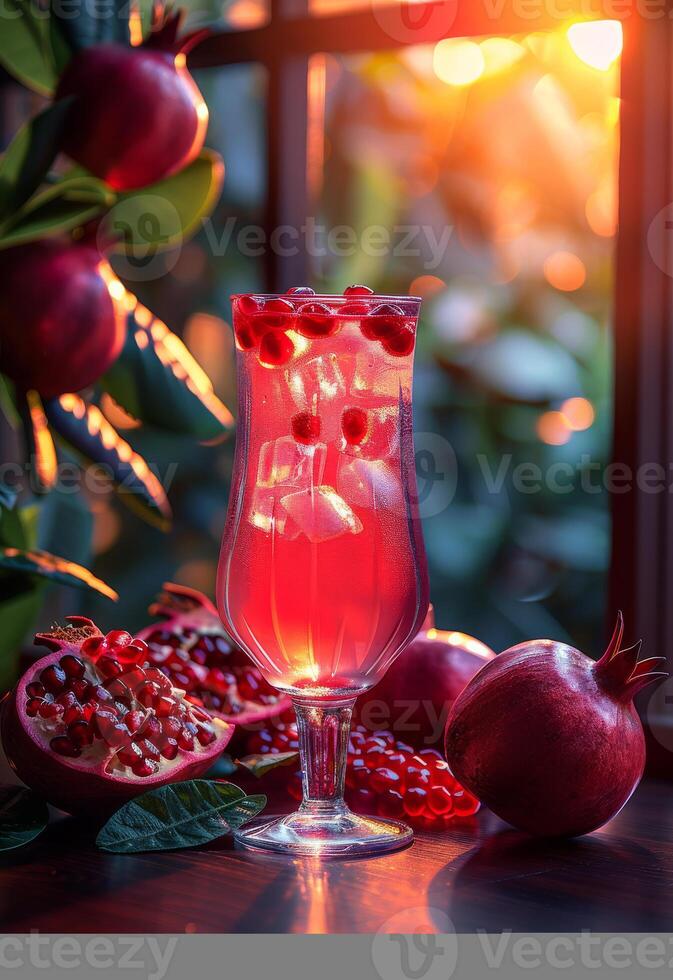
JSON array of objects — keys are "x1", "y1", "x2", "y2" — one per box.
[{"x1": 293, "y1": 698, "x2": 355, "y2": 814}]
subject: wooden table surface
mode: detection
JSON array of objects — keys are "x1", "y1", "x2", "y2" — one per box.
[{"x1": 2, "y1": 777, "x2": 672, "y2": 934}]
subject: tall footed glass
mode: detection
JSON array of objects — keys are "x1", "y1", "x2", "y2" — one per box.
[{"x1": 217, "y1": 292, "x2": 429, "y2": 856}]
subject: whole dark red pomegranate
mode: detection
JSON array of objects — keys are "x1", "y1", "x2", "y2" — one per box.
[
  {"x1": 1, "y1": 619, "x2": 233, "y2": 817},
  {"x1": 55, "y1": 13, "x2": 208, "y2": 190},
  {"x1": 137, "y1": 583, "x2": 290, "y2": 727},
  {"x1": 356, "y1": 606, "x2": 495, "y2": 748},
  {"x1": 0, "y1": 240, "x2": 126, "y2": 399},
  {"x1": 445, "y1": 614, "x2": 667, "y2": 838}
]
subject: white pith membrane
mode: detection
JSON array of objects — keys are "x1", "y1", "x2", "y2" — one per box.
[{"x1": 26, "y1": 655, "x2": 226, "y2": 778}]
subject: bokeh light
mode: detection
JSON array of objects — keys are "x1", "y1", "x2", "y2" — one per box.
[
  {"x1": 433, "y1": 40, "x2": 485, "y2": 87},
  {"x1": 561, "y1": 397, "x2": 595, "y2": 431},
  {"x1": 480, "y1": 38, "x2": 525, "y2": 76},
  {"x1": 409, "y1": 275, "x2": 445, "y2": 299},
  {"x1": 543, "y1": 251, "x2": 587, "y2": 291},
  {"x1": 567, "y1": 20, "x2": 623, "y2": 72},
  {"x1": 537, "y1": 411, "x2": 572, "y2": 446}
]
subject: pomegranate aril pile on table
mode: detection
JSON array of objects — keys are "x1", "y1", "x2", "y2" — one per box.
[
  {"x1": 28, "y1": 631, "x2": 218, "y2": 777},
  {"x1": 246, "y1": 722, "x2": 479, "y2": 829}
]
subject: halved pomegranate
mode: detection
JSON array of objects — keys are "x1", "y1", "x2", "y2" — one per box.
[
  {"x1": 137, "y1": 584, "x2": 290, "y2": 728},
  {"x1": 1, "y1": 618, "x2": 233, "y2": 817}
]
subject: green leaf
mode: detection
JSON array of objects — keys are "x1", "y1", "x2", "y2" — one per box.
[
  {"x1": 0, "y1": 375, "x2": 20, "y2": 429},
  {"x1": 0, "y1": 483, "x2": 26, "y2": 550},
  {"x1": 50, "y1": 0, "x2": 130, "y2": 51},
  {"x1": 96, "y1": 780, "x2": 266, "y2": 853},
  {"x1": 0, "y1": 786, "x2": 48, "y2": 851},
  {"x1": 49, "y1": 13, "x2": 71, "y2": 74},
  {"x1": 101, "y1": 298, "x2": 234, "y2": 441},
  {"x1": 0, "y1": 99, "x2": 74, "y2": 223},
  {"x1": 0, "y1": 585, "x2": 43, "y2": 689},
  {"x1": 105, "y1": 150, "x2": 224, "y2": 255},
  {"x1": 237, "y1": 752, "x2": 299, "y2": 778},
  {"x1": 0, "y1": 546, "x2": 118, "y2": 599},
  {"x1": 43, "y1": 393, "x2": 172, "y2": 529},
  {"x1": 0, "y1": 197, "x2": 106, "y2": 250},
  {"x1": 0, "y1": 0, "x2": 58, "y2": 95}
]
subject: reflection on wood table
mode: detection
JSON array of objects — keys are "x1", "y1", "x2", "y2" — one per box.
[{"x1": 1, "y1": 779, "x2": 672, "y2": 934}]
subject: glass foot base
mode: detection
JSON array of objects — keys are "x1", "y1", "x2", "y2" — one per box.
[{"x1": 234, "y1": 807, "x2": 413, "y2": 858}]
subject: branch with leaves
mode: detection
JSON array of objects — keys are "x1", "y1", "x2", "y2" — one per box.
[{"x1": 0, "y1": 0, "x2": 232, "y2": 683}]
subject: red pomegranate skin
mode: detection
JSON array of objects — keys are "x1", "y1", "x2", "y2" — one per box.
[
  {"x1": 357, "y1": 606, "x2": 495, "y2": 747},
  {"x1": 445, "y1": 618, "x2": 666, "y2": 838},
  {"x1": 1, "y1": 619, "x2": 233, "y2": 818},
  {"x1": 0, "y1": 240, "x2": 126, "y2": 399},
  {"x1": 56, "y1": 43, "x2": 208, "y2": 190}
]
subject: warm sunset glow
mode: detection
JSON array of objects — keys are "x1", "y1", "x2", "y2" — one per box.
[
  {"x1": 433, "y1": 40, "x2": 484, "y2": 87},
  {"x1": 480, "y1": 38, "x2": 525, "y2": 76},
  {"x1": 537, "y1": 411, "x2": 571, "y2": 446},
  {"x1": 586, "y1": 184, "x2": 617, "y2": 237},
  {"x1": 225, "y1": 0, "x2": 268, "y2": 28},
  {"x1": 567, "y1": 20, "x2": 623, "y2": 71},
  {"x1": 561, "y1": 396, "x2": 595, "y2": 431},
  {"x1": 543, "y1": 251, "x2": 586, "y2": 291}
]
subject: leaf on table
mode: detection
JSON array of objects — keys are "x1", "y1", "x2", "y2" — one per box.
[
  {"x1": 44, "y1": 393, "x2": 172, "y2": 530},
  {"x1": 96, "y1": 780, "x2": 266, "y2": 853},
  {"x1": 103, "y1": 150, "x2": 224, "y2": 254},
  {"x1": 101, "y1": 296, "x2": 234, "y2": 441},
  {"x1": 237, "y1": 752, "x2": 299, "y2": 778},
  {"x1": 0, "y1": 786, "x2": 49, "y2": 851},
  {"x1": 19, "y1": 390, "x2": 58, "y2": 494},
  {"x1": 0, "y1": 0, "x2": 58, "y2": 95},
  {"x1": 0, "y1": 99, "x2": 74, "y2": 223},
  {"x1": 50, "y1": 0, "x2": 130, "y2": 51},
  {"x1": 0, "y1": 547, "x2": 118, "y2": 600}
]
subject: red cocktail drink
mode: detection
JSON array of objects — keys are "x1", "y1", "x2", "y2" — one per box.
[{"x1": 217, "y1": 288, "x2": 428, "y2": 855}]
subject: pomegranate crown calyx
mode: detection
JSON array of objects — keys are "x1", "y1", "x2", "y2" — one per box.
[
  {"x1": 143, "y1": 9, "x2": 211, "y2": 56},
  {"x1": 35, "y1": 616, "x2": 102, "y2": 652},
  {"x1": 595, "y1": 611, "x2": 667, "y2": 700}
]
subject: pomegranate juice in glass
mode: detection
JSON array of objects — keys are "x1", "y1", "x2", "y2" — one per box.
[{"x1": 217, "y1": 289, "x2": 429, "y2": 856}]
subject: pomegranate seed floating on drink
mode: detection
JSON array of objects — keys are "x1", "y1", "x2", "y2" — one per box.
[
  {"x1": 296, "y1": 302, "x2": 337, "y2": 338},
  {"x1": 259, "y1": 330, "x2": 294, "y2": 367},
  {"x1": 292, "y1": 412, "x2": 321, "y2": 445},
  {"x1": 286, "y1": 286, "x2": 316, "y2": 295},
  {"x1": 344, "y1": 285, "x2": 374, "y2": 296},
  {"x1": 342, "y1": 407, "x2": 369, "y2": 446}
]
